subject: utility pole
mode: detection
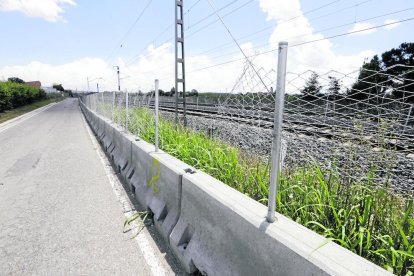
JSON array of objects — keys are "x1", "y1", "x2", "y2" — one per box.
[
  {"x1": 112, "y1": 66, "x2": 120, "y2": 121},
  {"x1": 175, "y1": 0, "x2": 187, "y2": 126},
  {"x1": 116, "y1": 66, "x2": 121, "y2": 92},
  {"x1": 116, "y1": 66, "x2": 122, "y2": 125},
  {"x1": 87, "y1": 77, "x2": 90, "y2": 92},
  {"x1": 96, "y1": 83, "x2": 99, "y2": 93}
]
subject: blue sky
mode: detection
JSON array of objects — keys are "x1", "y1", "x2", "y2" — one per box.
[{"x1": 0, "y1": 0, "x2": 413, "y2": 91}]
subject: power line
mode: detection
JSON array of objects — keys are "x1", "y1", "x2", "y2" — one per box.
[
  {"x1": 143, "y1": 0, "x2": 204, "y2": 48},
  {"x1": 118, "y1": 0, "x2": 153, "y2": 47},
  {"x1": 125, "y1": 0, "x2": 250, "y2": 66},
  {"x1": 127, "y1": 0, "x2": 408, "y2": 84},
  {"x1": 191, "y1": 0, "x2": 373, "y2": 57},
  {"x1": 191, "y1": 6, "x2": 414, "y2": 65},
  {"x1": 186, "y1": 0, "x2": 254, "y2": 39},
  {"x1": 179, "y1": 17, "x2": 414, "y2": 76},
  {"x1": 290, "y1": 17, "x2": 414, "y2": 47},
  {"x1": 104, "y1": 0, "x2": 153, "y2": 64},
  {"x1": 206, "y1": 0, "x2": 270, "y2": 92},
  {"x1": 188, "y1": 0, "x2": 241, "y2": 29}
]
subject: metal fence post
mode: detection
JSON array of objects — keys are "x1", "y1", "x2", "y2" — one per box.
[
  {"x1": 100, "y1": 91, "x2": 104, "y2": 116},
  {"x1": 125, "y1": 90, "x2": 129, "y2": 132},
  {"x1": 112, "y1": 91, "x2": 115, "y2": 122},
  {"x1": 155, "y1": 79, "x2": 159, "y2": 152},
  {"x1": 403, "y1": 104, "x2": 413, "y2": 134},
  {"x1": 118, "y1": 93, "x2": 122, "y2": 126},
  {"x1": 267, "y1": 41, "x2": 288, "y2": 223}
]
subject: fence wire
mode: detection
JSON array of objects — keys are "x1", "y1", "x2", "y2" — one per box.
[
  {"x1": 217, "y1": 63, "x2": 414, "y2": 195},
  {"x1": 81, "y1": 63, "x2": 414, "y2": 196}
]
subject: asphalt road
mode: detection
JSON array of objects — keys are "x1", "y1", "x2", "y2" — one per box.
[{"x1": 0, "y1": 98, "x2": 181, "y2": 275}]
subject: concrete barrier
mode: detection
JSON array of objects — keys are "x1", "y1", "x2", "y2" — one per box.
[
  {"x1": 80, "y1": 101, "x2": 390, "y2": 276},
  {"x1": 169, "y1": 171, "x2": 391, "y2": 276},
  {"x1": 91, "y1": 111, "x2": 98, "y2": 131},
  {"x1": 95, "y1": 116, "x2": 105, "y2": 141},
  {"x1": 150, "y1": 151, "x2": 195, "y2": 243},
  {"x1": 111, "y1": 127, "x2": 134, "y2": 178},
  {"x1": 102, "y1": 121, "x2": 115, "y2": 154},
  {"x1": 127, "y1": 139, "x2": 195, "y2": 242}
]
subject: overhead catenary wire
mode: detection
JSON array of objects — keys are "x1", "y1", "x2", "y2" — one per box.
[
  {"x1": 192, "y1": 5, "x2": 414, "y2": 59},
  {"x1": 190, "y1": 0, "x2": 373, "y2": 58},
  {"x1": 104, "y1": 0, "x2": 153, "y2": 65},
  {"x1": 191, "y1": 6, "x2": 414, "y2": 65},
  {"x1": 205, "y1": 0, "x2": 270, "y2": 92},
  {"x1": 125, "y1": 0, "x2": 369, "y2": 67},
  {"x1": 137, "y1": 0, "x2": 204, "y2": 49},
  {"x1": 154, "y1": 17, "x2": 414, "y2": 80},
  {"x1": 125, "y1": 0, "x2": 253, "y2": 66},
  {"x1": 122, "y1": 1, "x2": 412, "y2": 93}
]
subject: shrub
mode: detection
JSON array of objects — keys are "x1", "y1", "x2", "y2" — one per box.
[{"x1": 0, "y1": 81, "x2": 46, "y2": 112}]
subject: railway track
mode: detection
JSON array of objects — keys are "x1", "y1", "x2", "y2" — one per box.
[{"x1": 148, "y1": 102, "x2": 414, "y2": 153}]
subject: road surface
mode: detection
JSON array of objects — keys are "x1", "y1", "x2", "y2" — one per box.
[{"x1": 0, "y1": 98, "x2": 182, "y2": 275}]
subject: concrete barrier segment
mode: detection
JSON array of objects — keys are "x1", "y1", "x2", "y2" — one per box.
[
  {"x1": 169, "y1": 171, "x2": 392, "y2": 276},
  {"x1": 96, "y1": 116, "x2": 106, "y2": 142},
  {"x1": 111, "y1": 127, "x2": 134, "y2": 179},
  {"x1": 149, "y1": 151, "x2": 196, "y2": 244},
  {"x1": 129, "y1": 139, "x2": 156, "y2": 210},
  {"x1": 102, "y1": 121, "x2": 115, "y2": 154}
]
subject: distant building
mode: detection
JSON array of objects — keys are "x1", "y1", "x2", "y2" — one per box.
[
  {"x1": 25, "y1": 81, "x2": 42, "y2": 88},
  {"x1": 42, "y1": 87, "x2": 59, "y2": 93}
]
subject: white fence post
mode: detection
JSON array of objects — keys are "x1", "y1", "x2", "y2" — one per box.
[
  {"x1": 267, "y1": 42, "x2": 288, "y2": 223},
  {"x1": 125, "y1": 90, "x2": 129, "y2": 132},
  {"x1": 155, "y1": 79, "x2": 159, "y2": 152}
]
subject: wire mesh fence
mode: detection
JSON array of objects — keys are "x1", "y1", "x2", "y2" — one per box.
[
  {"x1": 184, "y1": 63, "x2": 414, "y2": 195},
  {"x1": 81, "y1": 62, "x2": 414, "y2": 196},
  {"x1": 80, "y1": 59, "x2": 414, "y2": 273}
]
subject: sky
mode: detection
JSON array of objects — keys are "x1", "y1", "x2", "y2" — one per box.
[{"x1": 0, "y1": 0, "x2": 413, "y2": 92}]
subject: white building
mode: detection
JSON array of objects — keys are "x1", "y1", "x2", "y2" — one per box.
[{"x1": 42, "y1": 87, "x2": 59, "y2": 94}]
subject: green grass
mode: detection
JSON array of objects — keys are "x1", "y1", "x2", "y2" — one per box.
[
  {"x1": 0, "y1": 95, "x2": 66, "y2": 124},
  {"x1": 115, "y1": 106, "x2": 413, "y2": 275}
]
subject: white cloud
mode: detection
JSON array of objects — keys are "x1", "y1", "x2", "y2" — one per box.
[
  {"x1": 348, "y1": 22, "x2": 377, "y2": 36},
  {"x1": 0, "y1": 1, "x2": 377, "y2": 94},
  {"x1": 0, "y1": 43, "x2": 247, "y2": 92},
  {"x1": 259, "y1": 0, "x2": 375, "y2": 92},
  {"x1": 384, "y1": 19, "x2": 400, "y2": 30},
  {"x1": 0, "y1": 0, "x2": 76, "y2": 22}
]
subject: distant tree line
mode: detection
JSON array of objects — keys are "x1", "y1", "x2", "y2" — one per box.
[
  {"x1": 299, "y1": 42, "x2": 414, "y2": 103},
  {"x1": 149, "y1": 87, "x2": 199, "y2": 97}
]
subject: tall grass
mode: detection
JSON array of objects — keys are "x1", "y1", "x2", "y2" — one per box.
[{"x1": 117, "y1": 107, "x2": 413, "y2": 275}]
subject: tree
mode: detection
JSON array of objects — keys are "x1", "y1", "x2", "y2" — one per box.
[
  {"x1": 301, "y1": 72, "x2": 322, "y2": 98},
  {"x1": 349, "y1": 55, "x2": 386, "y2": 101},
  {"x1": 170, "y1": 87, "x2": 175, "y2": 97},
  {"x1": 8, "y1": 77, "x2": 24, "y2": 84},
  {"x1": 187, "y1": 89, "x2": 199, "y2": 97},
  {"x1": 53, "y1": 84, "x2": 64, "y2": 92},
  {"x1": 328, "y1": 76, "x2": 341, "y2": 96},
  {"x1": 349, "y1": 43, "x2": 414, "y2": 102},
  {"x1": 381, "y1": 42, "x2": 414, "y2": 101}
]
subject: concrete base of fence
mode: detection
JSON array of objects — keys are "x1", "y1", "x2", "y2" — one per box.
[{"x1": 79, "y1": 101, "x2": 391, "y2": 276}]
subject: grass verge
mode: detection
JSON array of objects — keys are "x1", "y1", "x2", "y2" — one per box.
[
  {"x1": 117, "y1": 107, "x2": 413, "y2": 275},
  {"x1": 0, "y1": 96, "x2": 66, "y2": 124}
]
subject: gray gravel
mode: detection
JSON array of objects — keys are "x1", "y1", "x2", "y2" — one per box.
[{"x1": 165, "y1": 112, "x2": 414, "y2": 195}]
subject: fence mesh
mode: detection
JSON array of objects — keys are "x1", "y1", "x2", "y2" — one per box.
[
  {"x1": 190, "y1": 63, "x2": 414, "y2": 195},
  {"x1": 81, "y1": 63, "x2": 414, "y2": 195},
  {"x1": 80, "y1": 60, "x2": 414, "y2": 273}
]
